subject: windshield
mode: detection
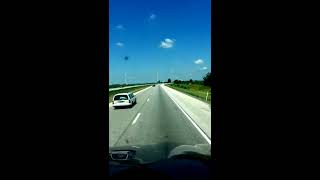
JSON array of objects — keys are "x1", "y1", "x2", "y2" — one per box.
[{"x1": 109, "y1": 0, "x2": 212, "y2": 163}]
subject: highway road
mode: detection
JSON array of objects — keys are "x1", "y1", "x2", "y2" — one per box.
[{"x1": 109, "y1": 85, "x2": 209, "y2": 149}]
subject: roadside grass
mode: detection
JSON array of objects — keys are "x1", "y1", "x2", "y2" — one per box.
[
  {"x1": 166, "y1": 83, "x2": 211, "y2": 103},
  {"x1": 108, "y1": 85, "x2": 151, "y2": 103}
]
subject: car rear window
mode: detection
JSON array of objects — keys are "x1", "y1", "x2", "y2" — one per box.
[{"x1": 114, "y1": 95, "x2": 128, "y2": 100}]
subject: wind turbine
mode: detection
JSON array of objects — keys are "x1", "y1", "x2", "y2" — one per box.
[
  {"x1": 124, "y1": 72, "x2": 127, "y2": 85},
  {"x1": 157, "y1": 72, "x2": 158, "y2": 83}
]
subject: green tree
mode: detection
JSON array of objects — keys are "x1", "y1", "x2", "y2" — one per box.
[{"x1": 203, "y1": 72, "x2": 212, "y2": 86}]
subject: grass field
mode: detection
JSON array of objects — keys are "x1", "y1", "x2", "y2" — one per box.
[
  {"x1": 166, "y1": 83, "x2": 211, "y2": 103},
  {"x1": 108, "y1": 85, "x2": 151, "y2": 103}
]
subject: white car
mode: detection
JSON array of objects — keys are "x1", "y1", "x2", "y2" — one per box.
[{"x1": 112, "y1": 92, "x2": 136, "y2": 109}]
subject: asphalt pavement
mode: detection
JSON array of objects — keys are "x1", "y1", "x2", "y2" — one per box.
[{"x1": 109, "y1": 85, "x2": 209, "y2": 148}]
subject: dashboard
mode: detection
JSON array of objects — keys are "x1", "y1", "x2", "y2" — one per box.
[{"x1": 109, "y1": 158, "x2": 213, "y2": 179}]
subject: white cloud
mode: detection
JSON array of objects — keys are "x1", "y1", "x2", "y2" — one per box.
[
  {"x1": 201, "y1": 66, "x2": 208, "y2": 70},
  {"x1": 115, "y1": 24, "x2": 124, "y2": 30},
  {"x1": 116, "y1": 42, "x2": 124, "y2": 47},
  {"x1": 165, "y1": 38, "x2": 173, "y2": 43},
  {"x1": 194, "y1": 59, "x2": 204, "y2": 64},
  {"x1": 149, "y1": 13, "x2": 156, "y2": 20},
  {"x1": 160, "y1": 38, "x2": 175, "y2": 48},
  {"x1": 160, "y1": 42, "x2": 172, "y2": 48}
]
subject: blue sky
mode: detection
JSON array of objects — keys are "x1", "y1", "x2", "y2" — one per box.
[{"x1": 109, "y1": 0, "x2": 211, "y2": 84}]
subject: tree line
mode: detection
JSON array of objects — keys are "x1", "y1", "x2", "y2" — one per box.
[{"x1": 167, "y1": 72, "x2": 212, "y2": 86}]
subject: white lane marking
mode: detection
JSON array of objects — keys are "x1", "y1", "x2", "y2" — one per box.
[
  {"x1": 161, "y1": 86, "x2": 211, "y2": 144},
  {"x1": 132, "y1": 113, "x2": 141, "y2": 125},
  {"x1": 134, "y1": 86, "x2": 152, "y2": 95},
  {"x1": 147, "y1": 98, "x2": 149, "y2": 102}
]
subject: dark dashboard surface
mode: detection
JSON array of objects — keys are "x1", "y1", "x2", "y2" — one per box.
[{"x1": 109, "y1": 158, "x2": 213, "y2": 179}]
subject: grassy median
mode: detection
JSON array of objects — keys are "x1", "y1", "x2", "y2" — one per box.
[
  {"x1": 108, "y1": 85, "x2": 150, "y2": 103},
  {"x1": 166, "y1": 83, "x2": 211, "y2": 103}
]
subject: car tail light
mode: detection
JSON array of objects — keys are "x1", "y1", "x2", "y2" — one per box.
[
  {"x1": 129, "y1": 100, "x2": 131, "y2": 103},
  {"x1": 112, "y1": 101, "x2": 114, "y2": 104}
]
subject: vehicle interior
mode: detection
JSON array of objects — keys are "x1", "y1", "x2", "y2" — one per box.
[{"x1": 108, "y1": 142, "x2": 214, "y2": 179}]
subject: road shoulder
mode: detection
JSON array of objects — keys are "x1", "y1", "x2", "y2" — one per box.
[{"x1": 161, "y1": 84, "x2": 211, "y2": 139}]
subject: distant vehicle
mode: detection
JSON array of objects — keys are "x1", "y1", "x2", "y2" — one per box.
[
  {"x1": 112, "y1": 92, "x2": 136, "y2": 109},
  {"x1": 152, "y1": 84, "x2": 155, "y2": 87}
]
